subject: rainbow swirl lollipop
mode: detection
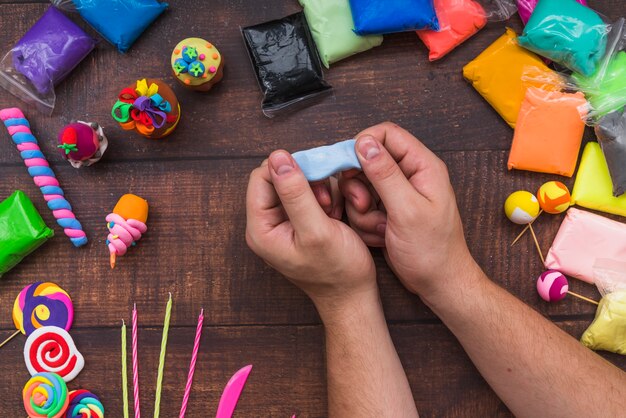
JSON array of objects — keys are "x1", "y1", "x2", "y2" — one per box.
[
  {"x1": 13, "y1": 282, "x2": 74, "y2": 336},
  {"x1": 65, "y1": 390, "x2": 104, "y2": 418},
  {"x1": 23, "y1": 372, "x2": 69, "y2": 418}
]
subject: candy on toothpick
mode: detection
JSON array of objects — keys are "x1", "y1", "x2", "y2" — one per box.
[
  {"x1": 537, "y1": 270, "x2": 598, "y2": 304},
  {"x1": 106, "y1": 194, "x2": 149, "y2": 269},
  {"x1": 24, "y1": 326, "x2": 85, "y2": 382},
  {"x1": 0, "y1": 108, "x2": 88, "y2": 246},
  {"x1": 537, "y1": 270, "x2": 569, "y2": 302},
  {"x1": 512, "y1": 181, "x2": 572, "y2": 246},
  {"x1": 292, "y1": 139, "x2": 361, "y2": 182},
  {"x1": 504, "y1": 191, "x2": 540, "y2": 225},
  {"x1": 537, "y1": 181, "x2": 571, "y2": 214},
  {"x1": 66, "y1": 389, "x2": 105, "y2": 418},
  {"x1": 505, "y1": 191, "x2": 544, "y2": 263},
  {"x1": 23, "y1": 372, "x2": 69, "y2": 418}
]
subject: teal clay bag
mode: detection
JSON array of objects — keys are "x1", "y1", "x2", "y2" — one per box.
[
  {"x1": 517, "y1": 0, "x2": 607, "y2": 76},
  {"x1": 299, "y1": 0, "x2": 383, "y2": 68},
  {"x1": 0, "y1": 190, "x2": 53, "y2": 277}
]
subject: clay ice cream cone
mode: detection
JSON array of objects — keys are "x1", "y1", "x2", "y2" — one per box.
[{"x1": 106, "y1": 194, "x2": 149, "y2": 268}]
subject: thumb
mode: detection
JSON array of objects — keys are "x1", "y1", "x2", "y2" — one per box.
[
  {"x1": 268, "y1": 150, "x2": 330, "y2": 235},
  {"x1": 355, "y1": 135, "x2": 423, "y2": 214}
]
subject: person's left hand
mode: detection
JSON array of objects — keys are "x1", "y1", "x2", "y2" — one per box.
[{"x1": 246, "y1": 151, "x2": 377, "y2": 316}]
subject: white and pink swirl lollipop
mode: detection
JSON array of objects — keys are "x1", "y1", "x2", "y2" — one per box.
[{"x1": 106, "y1": 194, "x2": 149, "y2": 269}]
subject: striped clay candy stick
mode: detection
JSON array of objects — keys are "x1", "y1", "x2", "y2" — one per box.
[{"x1": 0, "y1": 108, "x2": 88, "y2": 247}]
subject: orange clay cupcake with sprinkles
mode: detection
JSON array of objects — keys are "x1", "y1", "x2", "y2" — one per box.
[
  {"x1": 171, "y1": 38, "x2": 224, "y2": 92},
  {"x1": 111, "y1": 78, "x2": 181, "y2": 139}
]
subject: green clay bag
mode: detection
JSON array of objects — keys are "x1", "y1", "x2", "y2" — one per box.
[
  {"x1": 0, "y1": 190, "x2": 53, "y2": 277},
  {"x1": 299, "y1": 0, "x2": 383, "y2": 68}
]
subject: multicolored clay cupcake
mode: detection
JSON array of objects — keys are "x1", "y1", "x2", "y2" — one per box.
[
  {"x1": 171, "y1": 38, "x2": 224, "y2": 92},
  {"x1": 111, "y1": 78, "x2": 181, "y2": 139},
  {"x1": 57, "y1": 121, "x2": 108, "y2": 168}
]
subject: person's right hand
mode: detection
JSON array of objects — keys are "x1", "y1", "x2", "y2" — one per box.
[{"x1": 340, "y1": 123, "x2": 478, "y2": 298}]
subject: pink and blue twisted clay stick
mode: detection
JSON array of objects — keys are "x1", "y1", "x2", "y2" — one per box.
[{"x1": 0, "y1": 108, "x2": 88, "y2": 247}]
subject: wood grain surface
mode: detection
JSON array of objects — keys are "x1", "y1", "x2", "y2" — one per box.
[{"x1": 1, "y1": 1, "x2": 625, "y2": 416}]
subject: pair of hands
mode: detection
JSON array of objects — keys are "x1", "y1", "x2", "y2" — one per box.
[{"x1": 246, "y1": 122, "x2": 475, "y2": 315}]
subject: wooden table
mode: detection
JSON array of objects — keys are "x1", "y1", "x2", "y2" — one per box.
[{"x1": 1, "y1": 1, "x2": 625, "y2": 416}]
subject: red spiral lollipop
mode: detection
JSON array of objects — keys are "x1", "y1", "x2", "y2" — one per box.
[{"x1": 24, "y1": 326, "x2": 84, "y2": 382}]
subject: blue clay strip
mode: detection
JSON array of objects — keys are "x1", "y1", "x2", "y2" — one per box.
[{"x1": 293, "y1": 139, "x2": 361, "y2": 182}]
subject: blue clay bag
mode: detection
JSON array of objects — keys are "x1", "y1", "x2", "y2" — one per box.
[
  {"x1": 348, "y1": 0, "x2": 439, "y2": 35},
  {"x1": 53, "y1": 0, "x2": 167, "y2": 53}
]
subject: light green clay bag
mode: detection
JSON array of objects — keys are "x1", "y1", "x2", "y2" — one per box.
[{"x1": 299, "y1": 0, "x2": 383, "y2": 68}]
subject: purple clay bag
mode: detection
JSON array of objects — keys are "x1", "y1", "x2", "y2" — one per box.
[{"x1": 0, "y1": 7, "x2": 96, "y2": 113}]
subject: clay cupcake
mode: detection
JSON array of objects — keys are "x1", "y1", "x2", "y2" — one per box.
[
  {"x1": 111, "y1": 78, "x2": 181, "y2": 139},
  {"x1": 171, "y1": 38, "x2": 224, "y2": 92},
  {"x1": 57, "y1": 121, "x2": 108, "y2": 168}
]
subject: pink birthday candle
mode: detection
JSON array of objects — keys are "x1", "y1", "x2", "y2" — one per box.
[
  {"x1": 132, "y1": 303, "x2": 141, "y2": 418},
  {"x1": 179, "y1": 309, "x2": 204, "y2": 418}
]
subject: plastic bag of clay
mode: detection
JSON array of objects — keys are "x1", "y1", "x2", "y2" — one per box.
[
  {"x1": 348, "y1": 0, "x2": 439, "y2": 35},
  {"x1": 595, "y1": 110, "x2": 626, "y2": 197},
  {"x1": 517, "y1": 0, "x2": 610, "y2": 77},
  {"x1": 0, "y1": 7, "x2": 96, "y2": 114},
  {"x1": 417, "y1": 0, "x2": 517, "y2": 61},
  {"x1": 242, "y1": 12, "x2": 333, "y2": 118},
  {"x1": 0, "y1": 191, "x2": 54, "y2": 278},
  {"x1": 299, "y1": 0, "x2": 383, "y2": 68},
  {"x1": 52, "y1": 0, "x2": 167, "y2": 53},
  {"x1": 580, "y1": 259, "x2": 626, "y2": 355}
]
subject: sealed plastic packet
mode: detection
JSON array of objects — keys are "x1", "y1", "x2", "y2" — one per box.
[
  {"x1": 0, "y1": 6, "x2": 96, "y2": 114},
  {"x1": 417, "y1": 0, "x2": 517, "y2": 61},
  {"x1": 0, "y1": 191, "x2": 54, "y2": 278},
  {"x1": 52, "y1": 0, "x2": 168, "y2": 53},
  {"x1": 299, "y1": 0, "x2": 383, "y2": 68},
  {"x1": 242, "y1": 12, "x2": 333, "y2": 118},
  {"x1": 580, "y1": 259, "x2": 626, "y2": 355},
  {"x1": 348, "y1": 0, "x2": 439, "y2": 35},
  {"x1": 517, "y1": 0, "x2": 609, "y2": 77},
  {"x1": 507, "y1": 87, "x2": 586, "y2": 177}
]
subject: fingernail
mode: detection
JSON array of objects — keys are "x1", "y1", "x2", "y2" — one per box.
[
  {"x1": 357, "y1": 136, "x2": 380, "y2": 161},
  {"x1": 376, "y1": 223, "x2": 387, "y2": 236},
  {"x1": 270, "y1": 151, "x2": 294, "y2": 176}
]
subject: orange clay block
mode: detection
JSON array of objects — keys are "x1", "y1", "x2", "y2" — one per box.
[
  {"x1": 463, "y1": 28, "x2": 558, "y2": 128},
  {"x1": 113, "y1": 194, "x2": 149, "y2": 223},
  {"x1": 508, "y1": 88, "x2": 587, "y2": 177}
]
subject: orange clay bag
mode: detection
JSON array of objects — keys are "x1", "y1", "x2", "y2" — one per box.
[
  {"x1": 508, "y1": 88, "x2": 587, "y2": 177},
  {"x1": 463, "y1": 28, "x2": 557, "y2": 128}
]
